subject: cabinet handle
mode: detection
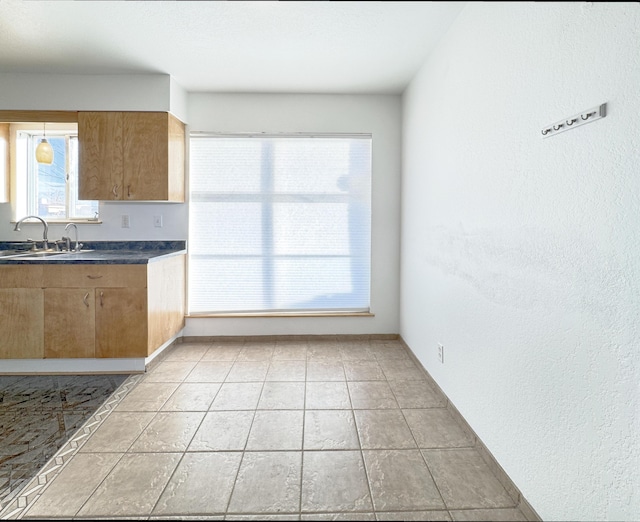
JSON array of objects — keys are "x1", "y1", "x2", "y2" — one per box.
[
  {"x1": 100, "y1": 291, "x2": 104, "y2": 307},
  {"x1": 113, "y1": 184, "x2": 119, "y2": 197},
  {"x1": 83, "y1": 292, "x2": 90, "y2": 307},
  {"x1": 127, "y1": 185, "x2": 131, "y2": 198},
  {"x1": 87, "y1": 275, "x2": 103, "y2": 280}
]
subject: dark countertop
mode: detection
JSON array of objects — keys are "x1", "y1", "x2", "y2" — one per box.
[{"x1": 0, "y1": 241, "x2": 187, "y2": 265}]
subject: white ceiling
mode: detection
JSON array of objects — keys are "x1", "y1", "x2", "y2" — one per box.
[{"x1": 0, "y1": 1, "x2": 465, "y2": 94}]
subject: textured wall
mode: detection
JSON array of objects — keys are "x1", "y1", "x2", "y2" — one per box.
[
  {"x1": 0, "y1": 73, "x2": 175, "y2": 113},
  {"x1": 0, "y1": 73, "x2": 189, "y2": 242},
  {"x1": 401, "y1": 2, "x2": 640, "y2": 520},
  {"x1": 185, "y1": 93, "x2": 402, "y2": 336}
]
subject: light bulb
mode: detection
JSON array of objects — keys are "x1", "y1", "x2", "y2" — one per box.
[{"x1": 36, "y1": 138, "x2": 54, "y2": 164}]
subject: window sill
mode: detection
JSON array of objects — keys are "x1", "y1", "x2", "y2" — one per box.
[
  {"x1": 187, "y1": 311, "x2": 374, "y2": 318},
  {"x1": 10, "y1": 219, "x2": 102, "y2": 225}
]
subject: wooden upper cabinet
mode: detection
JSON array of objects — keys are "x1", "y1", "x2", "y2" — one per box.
[
  {"x1": 78, "y1": 112, "x2": 123, "y2": 201},
  {"x1": 0, "y1": 123, "x2": 9, "y2": 203},
  {"x1": 78, "y1": 111, "x2": 185, "y2": 202}
]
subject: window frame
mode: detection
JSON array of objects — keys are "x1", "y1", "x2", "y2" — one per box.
[
  {"x1": 187, "y1": 132, "x2": 373, "y2": 316},
  {"x1": 10, "y1": 122, "x2": 100, "y2": 223}
]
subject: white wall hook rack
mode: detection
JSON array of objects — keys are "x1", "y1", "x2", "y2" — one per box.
[{"x1": 541, "y1": 103, "x2": 606, "y2": 138}]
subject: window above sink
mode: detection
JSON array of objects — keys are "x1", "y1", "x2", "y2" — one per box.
[{"x1": 10, "y1": 122, "x2": 99, "y2": 222}]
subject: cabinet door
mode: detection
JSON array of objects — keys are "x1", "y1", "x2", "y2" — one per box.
[
  {"x1": 147, "y1": 254, "x2": 186, "y2": 356},
  {"x1": 0, "y1": 123, "x2": 9, "y2": 203},
  {"x1": 123, "y1": 112, "x2": 168, "y2": 200},
  {"x1": 78, "y1": 111, "x2": 123, "y2": 200},
  {"x1": 95, "y1": 288, "x2": 147, "y2": 358},
  {"x1": 167, "y1": 113, "x2": 185, "y2": 202},
  {"x1": 44, "y1": 288, "x2": 95, "y2": 358},
  {"x1": 0, "y1": 288, "x2": 44, "y2": 359}
]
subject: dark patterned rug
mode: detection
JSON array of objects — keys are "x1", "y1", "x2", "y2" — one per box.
[{"x1": 0, "y1": 374, "x2": 128, "y2": 510}]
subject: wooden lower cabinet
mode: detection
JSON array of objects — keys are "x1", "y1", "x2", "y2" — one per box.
[
  {"x1": 44, "y1": 288, "x2": 96, "y2": 359},
  {"x1": 0, "y1": 288, "x2": 44, "y2": 359},
  {"x1": 1, "y1": 255, "x2": 185, "y2": 360},
  {"x1": 45, "y1": 287, "x2": 148, "y2": 358},
  {"x1": 147, "y1": 255, "x2": 186, "y2": 355},
  {"x1": 0, "y1": 266, "x2": 44, "y2": 359},
  {"x1": 95, "y1": 287, "x2": 147, "y2": 358}
]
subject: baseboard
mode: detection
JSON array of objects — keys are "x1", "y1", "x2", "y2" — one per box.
[
  {"x1": 398, "y1": 336, "x2": 542, "y2": 522},
  {"x1": 0, "y1": 358, "x2": 146, "y2": 374},
  {"x1": 180, "y1": 333, "x2": 399, "y2": 343},
  {"x1": 169, "y1": 332, "x2": 541, "y2": 520}
]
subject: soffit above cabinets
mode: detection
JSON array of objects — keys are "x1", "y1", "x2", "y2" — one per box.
[{"x1": 0, "y1": 1, "x2": 466, "y2": 95}]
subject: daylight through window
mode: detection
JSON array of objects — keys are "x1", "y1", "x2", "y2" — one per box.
[
  {"x1": 12, "y1": 123, "x2": 98, "y2": 220},
  {"x1": 188, "y1": 134, "x2": 372, "y2": 314}
]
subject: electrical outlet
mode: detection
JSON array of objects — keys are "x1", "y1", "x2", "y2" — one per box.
[
  {"x1": 121, "y1": 215, "x2": 130, "y2": 228},
  {"x1": 153, "y1": 215, "x2": 163, "y2": 228},
  {"x1": 438, "y1": 343, "x2": 444, "y2": 364}
]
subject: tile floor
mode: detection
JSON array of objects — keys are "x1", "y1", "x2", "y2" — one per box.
[
  {"x1": 3, "y1": 339, "x2": 531, "y2": 521},
  {"x1": 0, "y1": 374, "x2": 127, "y2": 511}
]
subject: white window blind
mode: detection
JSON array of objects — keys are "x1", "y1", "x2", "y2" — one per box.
[{"x1": 188, "y1": 134, "x2": 372, "y2": 314}]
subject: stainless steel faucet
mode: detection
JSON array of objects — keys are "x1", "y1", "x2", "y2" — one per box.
[
  {"x1": 14, "y1": 215, "x2": 49, "y2": 250},
  {"x1": 64, "y1": 222, "x2": 81, "y2": 252}
]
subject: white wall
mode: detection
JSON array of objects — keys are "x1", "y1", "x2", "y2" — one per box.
[
  {"x1": 170, "y1": 77, "x2": 189, "y2": 124},
  {"x1": 0, "y1": 202, "x2": 187, "y2": 243},
  {"x1": 185, "y1": 93, "x2": 401, "y2": 336},
  {"x1": 0, "y1": 73, "x2": 189, "y2": 242},
  {"x1": 0, "y1": 86, "x2": 400, "y2": 336},
  {"x1": 401, "y1": 3, "x2": 640, "y2": 521},
  {"x1": 0, "y1": 73, "x2": 171, "y2": 112}
]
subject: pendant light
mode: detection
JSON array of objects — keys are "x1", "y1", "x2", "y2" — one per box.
[{"x1": 35, "y1": 123, "x2": 54, "y2": 165}]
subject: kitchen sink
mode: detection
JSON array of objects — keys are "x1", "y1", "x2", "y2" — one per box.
[
  {"x1": 0, "y1": 250, "x2": 33, "y2": 259},
  {"x1": 15, "y1": 251, "x2": 67, "y2": 259},
  {"x1": 0, "y1": 249, "x2": 94, "y2": 260}
]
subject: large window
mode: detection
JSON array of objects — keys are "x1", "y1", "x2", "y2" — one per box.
[
  {"x1": 12, "y1": 123, "x2": 98, "y2": 220},
  {"x1": 189, "y1": 134, "x2": 372, "y2": 314}
]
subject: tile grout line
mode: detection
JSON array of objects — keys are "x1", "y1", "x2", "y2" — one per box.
[
  {"x1": 34, "y1": 384, "x2": 142, "y2": 519},
  {"x1": 67, "y1": 451, "x2": 128, "y2": 519},
  {"x1": 222, "y1": 340, "x2": 268, "y2": 517},
  {"x1": 343, "y1": 352, "x2": 378, "y2": 518},
  {"x1": 1, "y1": 373, "x2": 143, "y2": 520},
  {"x1": 387, "y1": 379, "x2": 451, "y2": 518},
  {"x1": 298, "y1": 343, "x2": 308, "y2": 516},
  {"x1": 0, "y1": 375, "x2": 123, "y2": 510},
  {"x1": 398, "y1": 336, "x2": 530, "y2": 518},
  {"x1": 146, "y1": 346, "x2": 218, "y2": 519},
  {"x1": 392, "y1": 341, "x2": 461, "y2": 519},
  {"x1": 129, "y1": 343, "x2": 230, "y2": 519},
  {"x1": 7, "y1": 338, "x2": 534, "y2": 521},
  {"x1": 68, "y1": 367, "x2": 181, "y2": 520}
]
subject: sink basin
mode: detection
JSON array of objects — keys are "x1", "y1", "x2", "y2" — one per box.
[
  {"x1": 13, "y1": 251, "x2": 67, "y2": 259},
  {"x1": 0, "y1": 250, "x2": 32, "y2": 259},
  {"x1": 0, "y1": 249, "x2": 94, "y2": 260}
]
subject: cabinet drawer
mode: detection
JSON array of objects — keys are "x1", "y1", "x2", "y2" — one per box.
[
  {"x1": 43, "y1": 265, "x2": 147, "y2": 288},
  {"x1": 0, "y1": 266, "x2": 44, "y2": 288}
]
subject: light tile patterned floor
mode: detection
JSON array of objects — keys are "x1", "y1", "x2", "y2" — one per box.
[{"x1": 5, "y1": 339, "x2": 531, "y2": 521}]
